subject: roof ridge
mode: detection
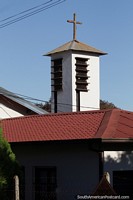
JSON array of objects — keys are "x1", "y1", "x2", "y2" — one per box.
[
  {"x1": 100, "y1": 109, "x2": 121, "y2": 139},
  {"x1": 94, "y1": 109, "x2": 113, "y2": 138},
  {"x1": 1, "y1": 109, "x2": 117, "y2": 122}
]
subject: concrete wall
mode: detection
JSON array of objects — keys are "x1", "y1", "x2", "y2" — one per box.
[
  {"x1": 51, "y1": 51, "x2": 100, "y2": 113},
  {"x1": 12, "y1": 142, "x2": 99, "y2": 200},
  {"x1": 72, "y1": 52, "x2": 100, "y2": 111},
  {"x1": 51, "y1": 51, "x2": 73, "y2": 113}
]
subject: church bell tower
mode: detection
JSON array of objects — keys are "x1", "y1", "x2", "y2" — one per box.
[{"x1": 45, "y1": 13, "x2": 106, "y2": 113}]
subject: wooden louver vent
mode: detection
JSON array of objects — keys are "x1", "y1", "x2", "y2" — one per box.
[
  {"x1": 51, "y1": 59, "x2": 62, "y2": 91},
  {"x1": 75, "y1": 57, "x2": 89, "y2": 91}
]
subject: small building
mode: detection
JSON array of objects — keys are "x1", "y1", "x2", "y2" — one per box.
[
  {"x1": 1, "y1": 108, "x2": 133, "y2": 199},
  {"x1": 0, "y1": 87, "x2": 47, "y2": 119},
  {"x1": 1, "y1": 14, "x2": 133, "y2": 200}
]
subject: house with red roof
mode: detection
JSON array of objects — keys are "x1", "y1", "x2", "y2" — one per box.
[
  {"x1": 1, "y1": 109, "x2": 133, "y2": 199},
  {"x1": 1, "y1": 14, "x2": 133, "y2": 200}
]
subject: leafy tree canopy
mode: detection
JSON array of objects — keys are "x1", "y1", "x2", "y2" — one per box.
[{"x1": 100, "y1": 100, "x2": 117, "y2": 110}]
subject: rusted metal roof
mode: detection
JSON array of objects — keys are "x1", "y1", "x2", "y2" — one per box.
[{"x1": 45, "y1": 40, "x2": 107, "y2": 56}]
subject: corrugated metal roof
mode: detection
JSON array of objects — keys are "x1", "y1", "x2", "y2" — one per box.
[
  {"x1": 45, "y1": 40, "x2": 107, "y2": 56},
  {"x1": 0, "y1": 87, "x2": 48, "y2": 115}
]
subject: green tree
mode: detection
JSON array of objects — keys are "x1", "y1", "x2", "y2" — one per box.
[
  {"x1": 0, "y1": 125, "x2": 20, "y2": 199},
  {"x1": 100, "y1": 100, "x2": 117, "y2": 110}
]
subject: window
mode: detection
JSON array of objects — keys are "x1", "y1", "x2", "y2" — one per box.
[
  {"x1": 34, "y1": 167, "x2": 57, "y2": 200},
  {"x1": 113, "y1": 170, "x2": 133, "y2": 197},
  {"x1": 51, "y1": 59, "x2": 62, "y2": 112},
  {"x1": 75, "y1": 57, "x2": 89, "y2": 91},
  {"x1": 75, "y1": 57, "x2": 89, "y2": 111},
  {"x1": 51, "y1": 59, "x2": 62, "y2": 91}
]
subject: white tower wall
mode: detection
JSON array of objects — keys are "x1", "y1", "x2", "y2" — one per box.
[
  {"x1": 51, "y1": 51, "x2": 100, "y2": 113},
  {"x1": 51, "y1": 51, "x2": 73, "y2": 113},
  {"x1": 72, "y1": 53, "x2": 100, "y2": 111}
]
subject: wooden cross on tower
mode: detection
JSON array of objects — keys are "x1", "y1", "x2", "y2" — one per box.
[{"x1": 67, "y1": 13, "x2": 82, "y2": 40}]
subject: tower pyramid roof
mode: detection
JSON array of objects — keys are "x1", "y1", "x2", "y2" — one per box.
[{"x1": 45, "y1": 40, "x2": 107, "y2": 56}]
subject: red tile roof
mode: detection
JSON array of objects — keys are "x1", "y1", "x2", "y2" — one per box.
[
  {"x1": 1, "y1": 109, "x2": 133, "y2": 143},
  {"x1": 97, "y1": 109, "x2": 133, "y2": 139}
]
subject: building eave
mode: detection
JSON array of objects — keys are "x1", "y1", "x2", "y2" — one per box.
[{"x1": 102, "y1": 138, "x2": 133, "y2": 143}]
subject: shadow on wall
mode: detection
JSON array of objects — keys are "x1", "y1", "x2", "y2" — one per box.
[
  {"x1": 104, "y1": 151, "x2": 133, "y2": 197},
  {"x1": 104, "y1": 151, "x2": 133, "y2": 171}
]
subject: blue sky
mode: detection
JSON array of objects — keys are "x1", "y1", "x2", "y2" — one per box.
[{"x1": 0, "y1": 0, "x2": 133, "y2": 111}]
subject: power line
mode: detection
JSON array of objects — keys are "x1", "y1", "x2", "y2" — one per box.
[
  {"x1": 14, "y1": 92, "x2": 100, "y2": 109},
  {"x1": 0, "y1": 0, "x2": 52, "y2": 23},
  {"x1": 0, "y1": 0, "x2": 66, "y2": 28},
  {"x1": 1, "y1": 91, "x2": 99, "y2": 110},
  {"x1": 0, "y1": 0, "x2": 65, "y2": 28}
]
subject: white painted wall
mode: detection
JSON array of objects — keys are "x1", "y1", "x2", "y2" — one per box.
[
  {"x1": 104, "y1": 151, "x2": 133, "y2": 185},
  {"x1": 12, "y1": 142, "x2": 99, "y2": 200},
  {"x1": 72, "y1": 53, "x2": 100, "y2": 111},
  {"x1": 51, "y1": 51, "x2": 100, "y2": 113},
  {"x1": 0, "y1": 103, "x2": 23, "y2": 119},
  {"x1": 51, "y1": 51, "x2": 73, "y2": 113}
]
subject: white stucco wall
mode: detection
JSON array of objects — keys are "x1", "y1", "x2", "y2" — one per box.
[
  {"x1": 72, "y1": 53, "x2": 100, "y2": 111},
  {"x1": 104, "y1": 151, "x2": 133, "y2": 185},
  {"x1": 12, "y1": 142, "x2": 99, "y2": 200},
  {"x1": 51, "y1": 52, "x2": 73, "y2": 113},
  {"x1": 51, "y1": 51, "x2": 100, "y2": 113},
  {"x1": 0, "y1": 103, "x2": 23, "y2": 119},
  {"x1": 58, "y1": 51, "x2": 73, "y2": 112}
]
